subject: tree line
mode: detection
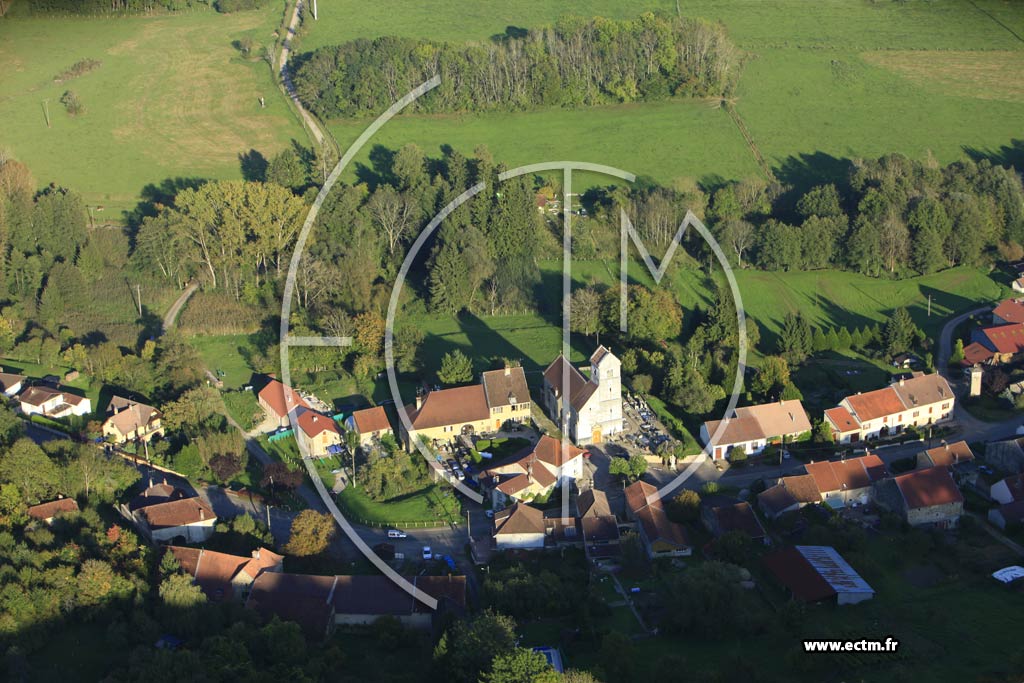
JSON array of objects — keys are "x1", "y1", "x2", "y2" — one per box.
[{"x1": 293, "y1": 12, "x2": 740, "y2": 119}]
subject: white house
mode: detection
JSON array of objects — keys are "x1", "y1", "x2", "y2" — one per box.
[
  {"x1": 18, "y1": 385, "x2": 91, "y2": 419},
  {"x1": 124, "y1": 483, "x2": 216, "y2": 544},
  {"x1": 827, "y1": 373, "x2": 954, "y2": 444},
  {"x1": 700, "y1": 399, "x2": 812, "y2": 461},
  {"x1": 541, "y1": 347, "x2": 622, "y2": 445},
  {"x1": 0, "y1": 372, "x2": 25, "y2": 397},
  {"x1": 483, "y1": 435, "x2": 585, "y2": 507},
  {"x1": 493, "y1": 503, "x2": 546, "y2": 550}
]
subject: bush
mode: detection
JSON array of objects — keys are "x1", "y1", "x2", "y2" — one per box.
[
  {"x1": 727, "y1": 446, "x2": 747, "y2": 465},
  {"x1": 60, "y1": 90, "x2": 84, "y2": 116}
]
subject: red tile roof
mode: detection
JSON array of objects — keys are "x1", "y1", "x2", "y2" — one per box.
[
  {"x1": 295, "y1": 409, "x2": 340, "y2": 438},
  {"x1": 26, "y1": 497, "x2": 78, "y2": 520},
  {"x1": 993, "y1": 298, "x2": 1024, "y2": 324},
  {"x1": 824, "y1": 406, "x2": 858, "y2": 433},
  {"x1": 350, "y1": 406, "x2": 391, "y2": 434},
  {"x1": 168, "y1": 546, "x2": 282, "y2": 601},
  {"x1": 895, "y1": 466, "x2": 963, "y2": 510},
  {"x1": 624, "y1": 480, "x2": 660, "y2": 514},
  {"x1": 845, "y1": 387, "x2": 906, "y2": 422},
  {"x1": 763, "y1": 546, "x2": 835, "y2": 602},
  {"x1": 924, "y1": 441, "x2": 974, "y2": 468},
  {"x1": 978, "y1": 323, "x2": 1024, "y2": 355},
  {"x1": 961, "y1": 342, "x2": 994, "y2": 366},
  {"x1": 709, "y1": 502, "x2": 766, "y2": 540},
  {"x1": 258, "y1": 378, "x2": 309, "y2": 419},
  {"x1": 531, "y1": 434, "x2": 585, "y2": 468},
  {"x1": 805, "y1": 455, "x2": 886, "y2": 494}
]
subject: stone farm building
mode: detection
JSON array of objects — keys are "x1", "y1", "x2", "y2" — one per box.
[
  {"x1": 541, "y1": 347, "x2": 622, "y2": 445},
  {"x1": 803, "y1": 454, "x2": 887, "y2": 508},
  {"x1": 122, "y1": 482, "x2": 216, "y2": 543},
  {"x1": 399, "y1": 366, "x2": 530, "y2": 450},
  {"x1": 624, "y1": 480, "x2": 691, "y2": 558},
  {"x1": 700, "y1": 399, "x2": 812, "y2": 461},
  {"x1": 257, "y1": 377, "x2": 309, "y2": 428},
  {"x1": 168, "y1": 546, "x2": 284, "y2": 601}
]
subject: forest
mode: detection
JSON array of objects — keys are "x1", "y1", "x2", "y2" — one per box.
[{"x1": 292, "y1": 13, "x2": 740, "y2": 119}]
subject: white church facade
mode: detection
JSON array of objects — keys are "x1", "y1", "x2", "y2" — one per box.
[{"x1": 541, "y1": 346, "x2": 623, "y2": 445}]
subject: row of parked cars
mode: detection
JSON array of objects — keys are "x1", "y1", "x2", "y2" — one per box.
[{"x1": 623, "y1": 393, "x2": 673, "y2": 453}]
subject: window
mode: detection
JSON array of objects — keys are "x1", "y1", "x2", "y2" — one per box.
[
  {"x1": 941, "y1": 403, "x2": 949, "y2": 410},
  {"x1": 913, "y1": 411, "x2": 919, "y2": 418}
]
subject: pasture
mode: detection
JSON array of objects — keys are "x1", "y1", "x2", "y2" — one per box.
[
  {"x1": 0, "y1": 4, "x2": 306, "y2": 216},
  {"x1": 307, "y1": 0, "x2": 1024, "y2": 188}
]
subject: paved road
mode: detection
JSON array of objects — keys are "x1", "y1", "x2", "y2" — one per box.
[
  {"x1": 161, "y1": 281, "x2": 198, "y2": 333},
  {"x1": 278, "y1": 0, "x2": 325, "y2": 146},
  {"x1": 935, "y1": 305, "x2": 1024, "y2": 441}
]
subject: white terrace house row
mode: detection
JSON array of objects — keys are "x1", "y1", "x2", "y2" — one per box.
[{"x1": 827, "y1": 373, "x2": 955, "y2": 444}]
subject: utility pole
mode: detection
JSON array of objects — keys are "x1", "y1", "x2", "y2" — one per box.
[
  {"x1": 312, "y1": 0, "x2": 318, "y2": 20},
  {"x1": 927, "y1": 294, "x2": 932, "y2": 317},
  {"x1": 42, "y1": 99, "x2": 51, "y2": 128},
  {"x1": 135, "y1": 284, "x2": 142, "y2": 316}
]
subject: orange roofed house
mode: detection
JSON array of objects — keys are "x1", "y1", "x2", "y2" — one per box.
[
  {"x1": 399, "y1": 366, "x2": 530, "y2": 450},
  {"x1": 625, "y1": 480, "x2": 691, "y2": 558},
  {"x1": 825, "y1": 373, "x2": 954, "y2": 444},
  {"x1": 344, "y1": 406, "x2": 394, "y2": 448},
  {"x1": 803, "y1": 454, "x2": 887, "y2": 508},
  {"x1": 294, "y1": 408, "x2": 343, "y2": 458},
  {"x1": 167, "y1": 545, "x2": 283, "y2": 601},
  {"x1": 972, "y1": 322, "x2": 1024, "y2": 364},
  {"x1": 700, "y1": 399, "x2": 812, "y2": 461}
]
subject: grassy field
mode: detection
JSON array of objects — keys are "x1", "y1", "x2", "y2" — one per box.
[
  {"x1": 188, "y1": 333, "x2": 258, "y2": 389},
  {"x1": 328, "y1": 98, "x2": 761, "y2": 189},
  {"x1": 306, "y1": 0, "x2": 1024, "y2": 190},
  {"x1": 336, "y1": 483, "x2": 461, "y2": 527},
  {"x1": 0, "y1": 4, "x2": 306, "y2": 216}
]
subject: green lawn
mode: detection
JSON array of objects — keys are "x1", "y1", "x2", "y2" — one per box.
[
  {"x1": 0, "y1": 5, "x2": 306, "y2": 216},
  {"x1": 336, "y1": 483, "x2": 461, "y2": 527},
  {"x1": 187, "y1": 333, "x2": 258, "y2": 389}
]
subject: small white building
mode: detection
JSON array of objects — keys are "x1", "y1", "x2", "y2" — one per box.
[
  {"x1": 990, "y1": 473, "x2": 1024, "y2": 506},
  {"x1": 493, "y1": 503, "x2": 546, "y2": 550},
  {"x1": 701, "y1": 399, "x2": 812, "y2": 460},
  {"x1": 0, "y1": 372, "x2": 25, "y2": 397},
  {"x1": 18, "y1": 385, "x2": 91, "y2": 419}
]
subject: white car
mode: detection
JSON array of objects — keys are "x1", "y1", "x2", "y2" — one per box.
[
  {"x1": 422, "y1": 546, "x2": 432, "y2": 560},
  {"x1": 387, "y1": 529, "x2": 407, "y2": 539}
]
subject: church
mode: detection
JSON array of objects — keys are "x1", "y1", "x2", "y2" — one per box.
[{"x1": 541, "y1": 346, "x2": 623, "y2": 445}]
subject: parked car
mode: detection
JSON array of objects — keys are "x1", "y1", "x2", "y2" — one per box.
[
  {"x1": 485, "y1": 510, "x2": 495, "y2": 518},
  {"x1": 387, "y1": 529, "x2": 407, "y2": 539},
  {"x1": 422, "y1": 546, "x2": 432, "y2": 560}
]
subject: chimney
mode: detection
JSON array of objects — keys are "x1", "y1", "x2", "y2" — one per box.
[
  {"x1": 504, "y1": 365, "x2": 511, "y2": 377},
  {"x1": 899, "y1": 377, "x2": 905, "y2": 387},
  {"x1": 199, "y1": 507, "x2": 205, "y2": 521},
  {"x1": 416, "y1": 394, "x2": 423, "y2": 410}
]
